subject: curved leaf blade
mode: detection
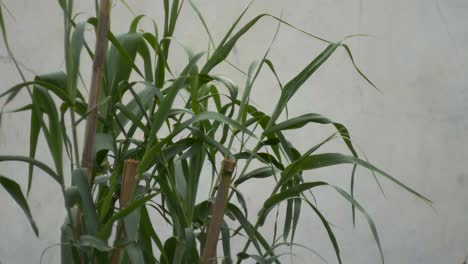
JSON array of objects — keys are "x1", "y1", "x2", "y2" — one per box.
[
  {"x1": 0, "y1": 175, "x2": 38, "y2": 236},
  {"x1": 0, "y1": 155, "x2": 61, "y2": 184},
  {"x1": 280, "y1": 153, "x2": 431, "y2": 204}
]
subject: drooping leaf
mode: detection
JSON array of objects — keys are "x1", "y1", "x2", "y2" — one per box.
[
  {"x1": 259, "y1": 182, "x2": 327, "y2": 225},
  {"x1": 267, "y1": 42, "x2": 341, "y2": 128},
  {"x1": 31, "y1": 76, "x2": 65, "y2": 183},
  {"x1": 265, "y1": 113, "x2": 358, "y2": 157},
  {"x1": 234, "y1": 166, "x2": 279, "y2": 185},
  {"x1": 27, "y1": 103, "x2": 40, "y2": 194},
  {"x1": 280, "y1": 153, "x2": 431, "y2": 204},
  {"x1": 302, "y1": 199, "x2": 341, "y2": 264},
  {"x1": 0, "y1": 80, "x2": 72, "y2": 106},
  {"x1": 0, "y1": 175, "x2": 38, "y2": 236},
  {"x1": 0, "y1": 155, "x2": 61, "y2": 184},
  {"x1": 332, "y1": 186, "x2": 384, "y2": 263}
]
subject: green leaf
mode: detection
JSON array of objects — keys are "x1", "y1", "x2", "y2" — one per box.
[
  {"x1": 290, "y1": 197, "x2": 302, "y2": 244},
  {"x1": 183, "y1": 227, "x2": 197, "y2": 264},
  {"x1": 61, "y1": 215, "x2": 78, "y2": 264},
  {"x1": 234, "y1": 151, "x2": 284, "y2": 171},
  {"x1": 237, "y1": 19, "x2": 281, "y2": 125},
  {"x1": 283, "y1": 198, "x2": 293, "y2": 242},
  {"x1": 264, "y1": 113, "x2": 358, "y2": 156},
  {"x1": 114, "y1": 102, "x2": 148, "y2": 134},
  {"x1": 78, "y1": 235, "x2": 112, "y2": 252},
  {"x1": 148, "y1": 52, "x2": 204, "y2": 140},
  {"x1": 139, "y1": 111, "x2": 255, "y2": 174},
  {"x1": 124, "y1": 187, "x2": 145, "y2": 242},
  {"x1": 259, "y1": 182, "x2": 344, "y2": 264},
  {"x1": 210, "y1": 74, "x2": 238, "y2": 101},
  {"x1": 268, "y1": 114, "x2": 362, "y2": 226},
  {"x1": 237, "y1": 253, "x2": 283, "y2": 264},
  {"x1": 332, "y1": 186, "x2": 384, "y2": 263},
  {"x1": 228, "y1": 203, "x2": 280, "y2": 263},
  {"x1": 234, "y1": 166, "x2": 279, "y2": 185},
  {"x1": 189, "y1": 127, "x2": 231, "y2": 157},
  {"x1": 231, "y1": 186, "x2": 248, "y2": 217},
  {"x1": 125, "y1": 243, "x2": 145, "y2": 264},
  {"x1": 28, "y1": 104, "x2": 40, "y2": 194},
  {"x1": 0, "y1": 80, "x2": 72, "y2": 106},
  {"x1": 141, "y1": 206, "x2": 169, "y2": 263},
  {"x1": 114, "y1": 81, "x2": 163, "y2": 136},
  {"x1": 174, "y1": 159, "x2": 187, "y2": 198},
  {"x1": 94, "y1": 132, "x2": 114, "y2": 154},
  {"x1": 129, "y1": 14, "x2": 147, "y2": 33},
  {"x1": 0, "y1": 1, "x2": 30, "y2": 109},
  {"x1": 31, "y1": 77, "x2": 65, "y2": 182},
  {"x1": 64, "y1": 186, "x2": 80, "y2": 208},
  {"x1": 155, "y1": 0, "x2": 182, "y2": 88},
  {"x1": 341, "y1": 44, "x2": 380, "y2": 92},
  {"x1": 302, "y1": 199, "x2": 341, "y2": 264},
  {"x1": 221, "y1": 222, "x2": 233, "y2": 264},
  {"x1": 188, "y1": 0, "x2": 216, "y2": 49},
  {"x1": 226, "y1": 203, "x2": 263, "y2": 256},
  {"x1": 60, "y1": 206, "x2": 81, "y2": 264},
  {"x1": 99, "y1": 193, "x2": 157, "y2": 239},
  {"x1": 237, "y1": 61, "x2": 259, "y2": 124},
  {"x1": 201, "y1": 11, "x2": 331, "y2": 75},
  {"x1": 209, "y1": 85, "x2": 222, "y2": 111},
  {"x1": 0, "y1": 155, "x2": 61, "y2": 184},
  {"x1": 268, "y1": 241, "x2": 327, "y2": 264},
  {"x1": 106, "y1": 33, "x2": 146, "y2": 95},
  {"x1": 69, "y1": 22, "x2": 87, "y2": 97},
  {"x1": 0, "y1": 175, "x2": 38, "y2": 236},
  {"x1": 266, "y1": 113, "x2": 334, "y2": 133},
  {"x1": 160, "y1": 237, "x2": 177, "y2": 264},
  {"x1": 259, "y1": 182, "x2": 327, "y2": 225},
  {"x1": 72, "y1": 168, "x2": 99, "y2": 236},
  {"x1": 280, "y1": 153, "x2": 431, "y2": 204},
  {"x1": 267, "y1": 42, "x2": 341, "y2": 128}
]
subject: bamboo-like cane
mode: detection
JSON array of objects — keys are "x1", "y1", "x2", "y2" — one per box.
[
  {"x1": 201, "y1": 158, "x2": 236, "y2": 264},
  {"x1": 111, "y1": 159, "x2": 139, "y2": 264},
  {"x1": 76, "y1": 1, "x2": 110, "y2": 262},
  {"x1": 81, "y1": 0, "x2": 110, "y2": 180}
]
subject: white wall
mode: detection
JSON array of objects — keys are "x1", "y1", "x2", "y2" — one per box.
[{"x1": 1, "y1": 0, "x2": 467, "y2": 263}]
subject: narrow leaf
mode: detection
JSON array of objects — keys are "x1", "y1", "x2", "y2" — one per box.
[{"x1": 0, "y1": 175, "x2": 38, "y2": 236}]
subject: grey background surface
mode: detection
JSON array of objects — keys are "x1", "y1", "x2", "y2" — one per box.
[{"x1": 1, "y1": 0, "x2": 467, "y2": 263}]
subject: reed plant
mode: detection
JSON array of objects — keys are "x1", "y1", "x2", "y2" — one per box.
[{"x1": 0, "y1": 0, "x2": 430, "y2": 263}]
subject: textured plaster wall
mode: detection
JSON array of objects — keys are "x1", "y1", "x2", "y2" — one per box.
[{"x1": 0, "y1": 0, "x2": 467, "y2": 263}]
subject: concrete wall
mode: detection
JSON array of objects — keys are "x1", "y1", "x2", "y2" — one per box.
[{"x1": 1, "y1": 0, "x2": 467, "y2": 263}]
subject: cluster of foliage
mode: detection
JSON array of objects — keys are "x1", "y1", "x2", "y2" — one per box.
[{"x1": 0, "y1": 0, "x2": 429, "y2": 263}]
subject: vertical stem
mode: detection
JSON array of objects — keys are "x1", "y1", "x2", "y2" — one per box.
[
  {"x1": 75, "y1": 2, "x2": 110, "y2": 263},
  {"x1": 201, "y1": 158, "x2": 236, "y2": 264},
  {"x1": 111, "y1": 159, "x2": 139, "y2": 264},
  {"x1": 81, "y1": 0, "x2": 110, "y2": 180}
]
